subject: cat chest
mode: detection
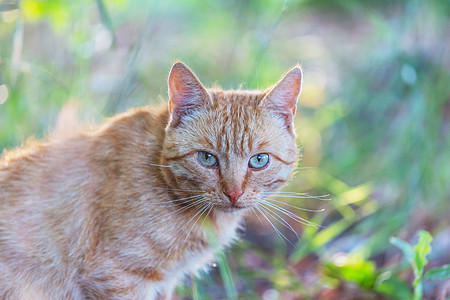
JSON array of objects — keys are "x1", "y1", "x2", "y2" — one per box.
[
  {"x1": 141, "y1": 247, "x2": 215, "y2": 299},
  {"x1": 141, "y1": 220, "x2": 240, "y2": 298}
]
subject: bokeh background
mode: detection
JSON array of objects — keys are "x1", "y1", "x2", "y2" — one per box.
[{"x1": 1, "y1": 0, "x2": 449, "y2": 299}]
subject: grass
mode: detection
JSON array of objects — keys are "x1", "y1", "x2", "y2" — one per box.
[{"x1": 1, "y1": 0, "x2": 449, "y2": 298}]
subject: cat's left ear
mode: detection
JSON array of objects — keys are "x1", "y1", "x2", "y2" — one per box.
[
  {"x1": 260, "y1": 65, "x2": 302, "y2": 119},
  {"x1": 168, "y1": 62, "x2": 211, "y2": 127}
]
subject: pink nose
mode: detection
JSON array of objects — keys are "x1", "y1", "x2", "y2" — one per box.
[{"x1": 224, "y1": 189, "x2": 243, "y2": 204}]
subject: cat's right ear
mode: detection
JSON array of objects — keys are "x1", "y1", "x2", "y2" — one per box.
[
  {"x1": 168, "y1": 62, "x2": 210, "y2": 127},
  {"x1": 259, "y1": 66, "x2": 302, "y2": 133},
  {"x1": 261, "y1": 66, "x2": 302, "y2": 116}
]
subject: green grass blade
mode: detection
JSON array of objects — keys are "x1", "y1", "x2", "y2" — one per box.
[
  {"x1": 192, "y1": 275, "x2": 201, "y2": 300},
  {"x1": 413, "y1": 230, "x2": 432, "y2": 285},
  {"x1": 391, "y1": 231, "x2": 433, "y2": 300},
  {"x1": 216, "y1": 252, "x2": 238, "y2": 300},
  {"x1": 390, "y1": 237, "x2": 415, "y2": 267},
  {"x1": 424, "y1": 264, "x2": 450, "y2": 280},
  {"x1": 204, "y1": 223, "x2": 237, "y2": 299},
  {"x1": 94, "y1": 0, "x2": 116, "y2": 46}
]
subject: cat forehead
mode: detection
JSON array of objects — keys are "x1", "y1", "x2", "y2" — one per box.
[
  {"x1": 166, "y1": 88, "x2": 294, "y2": 156},
  {"x1": 207, "y1": 89, "x2": 266, "y2": 107},
  {"x1": 181, "y1": 103, "x2": 290, "y2": 155}
]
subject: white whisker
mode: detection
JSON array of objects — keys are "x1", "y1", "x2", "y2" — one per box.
[
  {"x1": 182, "y1": 204, "x2": 212, "y2": 243},
  {"x1": 160, "y1": 198, "x2": 208, "y2": 218},
  {"x1": 151, "y1": 187, "x2": 204, "y2": 193},
  {"x1": 165, "y1": 195, "x2": 205, "y2": 203},
  {"x1": 251, "y1": 207, "x2": 264, "y2": 224},
  {"x1": 156, "y1": 198, "x2": 202, "y2": 207},
  {"x1": 257, "y1": 203, "x2": 299, "y2": 240},
  {"x1": 137, "y1": 161, "x2": 174, "y2": 168},
  {"x1": 262, "y1": 193, "x2": 331, "y2": 201},
  {"x1": 177, "y1": 203, "x2": 209, "y2": 234},
  {"x1": 150, "y1": 163, "x2": 173, "y2": 168},
  {"x1": 200, "y1": 204, "x2": 214, "y2": 227},
  {"x1": 263, "y1": 197, "x2": 325, "y2": 212},
  {"x1": 156, "y1": 196, "x2": 205, "y2": 208},
  {"x1": 259, "y1": 200, "x2": 319, "y2": 228},
  {"x1": 254, "y1": 205, "x2": 288, "y2": 246}
]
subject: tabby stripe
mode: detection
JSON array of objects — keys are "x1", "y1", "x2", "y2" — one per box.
[
  {"x1": 263, "y1": 178, "x2": 287, "y2": 187},
  {"x1": 270, "y1": 153, "x2": 296, "y2": 165},
  {"x1": 162, "y1": 152, "x2": 195, "y2": 161}
]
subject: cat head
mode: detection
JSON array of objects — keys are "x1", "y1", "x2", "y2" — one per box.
[{"x1": 161, "y1": 62, "x2": 302, "y2": 214}]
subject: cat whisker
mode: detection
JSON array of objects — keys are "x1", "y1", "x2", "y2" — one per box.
[
  {"x1": 182, "y1": 204, "x2": 213, "y2": 244},
  {"x1": 253, "y1": 205, "x2": 289, "y2": 246},
  {"x1": 251, "y1": 207, "x2": 264, "y2": 224},
  {"x1": 259, "y1": 199, "x2": 320, "y2": 228},
  {"x1": 257, "y1": 203, "x2": 299, "y2": 241},
  {"x1": 263, "y1": 197, "x2": 325, "y2": 212},
  {"x1": 148, "y1": 163, "x2": 173, "y2": 168},
  {"x1": 155, "y1": 194, "x2": 204, "y2": 205},
  {"x1": 263, "y1": 191, "x2": 328, "y2": 196},
  {"x1": 135, "y1": 160, "x2": 174, "y2": 168},
  {"x1": 147, "y1": 204, "x2": 206, "y2": 233},
  {"x1": 158, "y1": 198, "x2": 208, "y2": 219},
  {"x1": 177, "y1": 203, "x2": 210, "y2": 237},
  {"x1": 156, "y1": 195, "x2": 206, "y2": 208},
  {"x1": 292, "y1": 167, "x2": 317, "y2": 170},
  {"x1": 165, "y1": 195, "x2": 205, "y2": 203},
  {"x1": 200, "y1": 204, "x2": 215, "y2": 227},
  {"x1": 151, "y1": 187, "x2": 205, "y2": 193},
  {"x1": 261, "y1": 193, "x2": 331, "y2": 201},
  {"x1": 142, "y1": 198, "x2": 208, "y2": 231},
  {"x1": 263, "y1": 191, "x2": 319, "y2": 195}
]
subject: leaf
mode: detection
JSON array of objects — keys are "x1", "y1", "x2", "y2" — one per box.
[
  {"x1": 390, "y1": 236, "x2": 415, "y2": 267},
  {"x1": 424, "y1": 265, "x2": 450, "y2": 280},
  {"x1": 413, "y1": 230, "x2": 432, "y2": 286},
  {"x1": 391, "y1": 231, "x2": 433, "y2": 300},
  {"x1": 325, "y1": 253, "x2": 377, "y2": 289},
  {"x1": 375, "y1": 271, "x2": 413, "y2": 299},
  {"x1": 413, "y1": 282, "x2": 423, "y2": 300}
]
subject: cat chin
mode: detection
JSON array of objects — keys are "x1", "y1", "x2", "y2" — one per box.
[{"x1": 214, "y1": 204, "x2": 251, "y2": 215}]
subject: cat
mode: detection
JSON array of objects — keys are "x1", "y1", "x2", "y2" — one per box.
[{"x1": 0, "y1": 61, "x2": 302, "y2": 299}]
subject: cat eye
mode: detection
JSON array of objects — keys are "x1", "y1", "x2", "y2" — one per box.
[
  {"x1": 249, "y1": 153, "x2": 270, "y2": 169},
  {"x1": 197, "y1": 151, "x2": 218, "y2": 168}
]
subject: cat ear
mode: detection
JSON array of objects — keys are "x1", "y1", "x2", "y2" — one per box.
[
  {"x1": 261, "y1": 66, "x2": 302, "y2": 117},
  {"x1": 168, "y1": 62, "x2": 210, "y2": 127}
]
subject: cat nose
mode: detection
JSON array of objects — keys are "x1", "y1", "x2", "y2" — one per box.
[{"x1": 224, "y1": 189, "x2": 243, "y2": 204}]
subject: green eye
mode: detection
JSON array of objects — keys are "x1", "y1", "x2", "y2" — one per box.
[
  {"x1": 249, "y1": 153, "x2": 270, "y2": 169},
  {"x1": 197, "y1": 151, "x2": 218, "y2": 167}
]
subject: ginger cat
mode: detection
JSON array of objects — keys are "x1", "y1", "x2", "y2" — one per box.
[{"x1": 0, "y1": 62, "x2": 302, "y2": 299}]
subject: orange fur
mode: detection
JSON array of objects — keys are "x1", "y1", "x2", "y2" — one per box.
[{"x1": 0, "y1": 62, "x2": 302, "y2": 299}]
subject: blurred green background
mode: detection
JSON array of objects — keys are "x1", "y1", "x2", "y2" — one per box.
[{"x1": 1, "y1": 0, "x2": 449, "y2": 299}]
